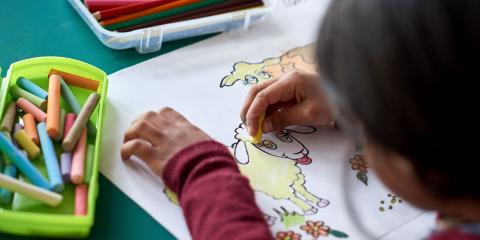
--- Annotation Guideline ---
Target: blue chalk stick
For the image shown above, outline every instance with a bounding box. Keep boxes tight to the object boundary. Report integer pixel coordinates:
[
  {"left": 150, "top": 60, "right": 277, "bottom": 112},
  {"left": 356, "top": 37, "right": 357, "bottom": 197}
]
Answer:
[
  {"left": 0, "top": 133, "right": 50, "bottom": 190},
  {"left": 17, "top": 77, "right": 48, "bottom": 100},
  {"left": 60, "top": 78, "right": 97, "bottom": 136},
  {"left": 0, "top": 164, "right": 17, "bottom": 205},
  {"left": 37, "top": 123, "right": 64, "bottom": 193}
]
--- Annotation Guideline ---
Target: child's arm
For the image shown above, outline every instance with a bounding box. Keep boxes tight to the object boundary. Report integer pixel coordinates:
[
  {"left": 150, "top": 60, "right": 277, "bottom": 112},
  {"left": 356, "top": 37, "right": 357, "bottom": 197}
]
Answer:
[
  {"left": 163, "top": 140, "right": 271, "bottom": 240},
  {"left": 121, "top": 108, "right": 272, "bottom": 240}
]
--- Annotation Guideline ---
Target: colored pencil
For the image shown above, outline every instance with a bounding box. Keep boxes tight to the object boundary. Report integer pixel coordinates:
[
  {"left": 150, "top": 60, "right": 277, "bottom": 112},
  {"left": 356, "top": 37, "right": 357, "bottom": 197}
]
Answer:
[
  {"left": 101, "top": 0, "right": 199, "bottom": 27},
  {"left": 118, "top": 0, "right": 263, "bottom": 32},
  {"left": 93, "top": 0, "right": 178, "bottom": 20},
  {"left": 86, "top": 0, "right": 155, "bottom": 12}
]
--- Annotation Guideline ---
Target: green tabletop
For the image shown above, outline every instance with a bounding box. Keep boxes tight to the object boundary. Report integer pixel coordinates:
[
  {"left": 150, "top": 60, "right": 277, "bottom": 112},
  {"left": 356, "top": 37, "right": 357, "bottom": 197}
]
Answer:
[{"left": 0, "top": 1, "right": 211, "bottom": 239}]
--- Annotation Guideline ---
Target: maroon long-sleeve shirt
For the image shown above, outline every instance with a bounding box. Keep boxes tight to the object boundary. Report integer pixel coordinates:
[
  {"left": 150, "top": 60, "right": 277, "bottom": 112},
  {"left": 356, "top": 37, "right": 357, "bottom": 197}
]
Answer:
[{"left": 162, "top": 141, "right": 480, "bottom": 240}]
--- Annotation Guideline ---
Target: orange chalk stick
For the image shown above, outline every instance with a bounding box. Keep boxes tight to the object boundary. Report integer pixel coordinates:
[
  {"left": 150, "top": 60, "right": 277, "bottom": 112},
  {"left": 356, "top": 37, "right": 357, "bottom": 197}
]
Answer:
[
  {"left": 17, "top": 98, "right": 47, "bottom": 122},
  {"left": 74, "top": 184, "right": 88, "bottom": 216},
  {"left": 23, "top": 114, "right": 40, "bottom": 145},
  {"left": 47, "top": 74, "right": 61, "bottom": 138},
  {"left": 71, "top": 129, "right": 87, "bottom": 184},
  {"left": 48, "top": 69, "right": 99, "bottom": 92}
]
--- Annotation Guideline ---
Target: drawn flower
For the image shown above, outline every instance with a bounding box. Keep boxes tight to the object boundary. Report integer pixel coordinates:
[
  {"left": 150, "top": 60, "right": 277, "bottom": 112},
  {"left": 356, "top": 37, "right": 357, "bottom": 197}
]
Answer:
[
  {"left": 300, "top": 220, "right": 330, "bottom": 238},
  {"left": 275, "top": 230, "right": 302, "bottom": 240},
  {"left": 350, "top": 153, "right": 369, "bottom": 173}
]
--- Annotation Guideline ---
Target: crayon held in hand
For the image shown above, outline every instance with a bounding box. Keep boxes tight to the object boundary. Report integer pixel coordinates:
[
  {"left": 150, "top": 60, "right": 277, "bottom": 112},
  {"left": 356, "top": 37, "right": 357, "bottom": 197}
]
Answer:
[
  {"left": 0, "top": 102, "right": 17, "bottom": 132},
  {"left": 60, "top": 78, "right": 96, "bottom": 136},
  {"left": 71, "top": 129, "right": 87, "bottom": 184},
  {"left": 16, "top": 77, "right": 48, "bottom": 100},
  {"left": 11, "top": 85, "right": 47, "bottom": 111},
  {"left": 37, "top": 122, "right": 64, "bottom": 193},
  {"left": 0, "top": 173, "right": 63, "bottom": 207},
  {"left": 17, "top": 98, "right": 47, "bottom": 122},
  {"left": 250, "top": 113, "right": 265, "bottom": 144},
  {"left": 47, "top": 74, "right": 61, "bottom": 138},
  {"left": 74, "top": 184, "right": 88, "bottom": 215},
  {"left": 0, "top": 133, "right": 50, "bottom": 190},
  {"left": 23, "top": 113, "right": 40, "bottom": 145},
  {"left": 14, "top": 130, "right": 41, "bottom": 159},
  {"left": 63, "top": 93, "right": 100, "bottom": 152}
]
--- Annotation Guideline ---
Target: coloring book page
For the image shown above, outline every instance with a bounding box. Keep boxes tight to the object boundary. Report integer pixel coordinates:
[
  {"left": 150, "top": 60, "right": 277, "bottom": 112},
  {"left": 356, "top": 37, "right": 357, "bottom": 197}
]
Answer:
[{"left": 101, "top": 1, "right": 435, "bottom": 239}]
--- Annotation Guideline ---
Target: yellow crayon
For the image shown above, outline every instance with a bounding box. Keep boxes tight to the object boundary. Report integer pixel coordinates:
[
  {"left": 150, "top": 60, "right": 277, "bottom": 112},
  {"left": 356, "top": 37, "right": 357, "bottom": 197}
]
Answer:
[
  {"left": 250, "top": 113, "right": 265, "bottom": 144},
  {"left": 14, "top": 130, "right": 41, "bottom": 159}
]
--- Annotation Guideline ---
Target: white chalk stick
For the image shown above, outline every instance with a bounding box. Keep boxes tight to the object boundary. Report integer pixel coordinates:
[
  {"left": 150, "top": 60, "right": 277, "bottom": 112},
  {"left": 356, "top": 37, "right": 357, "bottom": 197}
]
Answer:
[{"left": 0, "top": 173, "right": 63, "bottom": 207}]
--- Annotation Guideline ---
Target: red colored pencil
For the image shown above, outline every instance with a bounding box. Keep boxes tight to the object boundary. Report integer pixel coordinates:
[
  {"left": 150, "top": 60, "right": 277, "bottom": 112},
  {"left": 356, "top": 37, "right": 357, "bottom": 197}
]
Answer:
[
  {"left": 93, "top": 0, "right": 179, "bottom": 21},
  {"left": 85, "top": 0, "right": 155, "bottom": 12}
]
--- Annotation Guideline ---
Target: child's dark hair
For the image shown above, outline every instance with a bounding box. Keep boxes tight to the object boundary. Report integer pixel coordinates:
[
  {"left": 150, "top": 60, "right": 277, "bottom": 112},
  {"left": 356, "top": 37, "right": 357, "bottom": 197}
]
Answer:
[{"left": 316, "top": 0, "right": 480, "bottom": 198}]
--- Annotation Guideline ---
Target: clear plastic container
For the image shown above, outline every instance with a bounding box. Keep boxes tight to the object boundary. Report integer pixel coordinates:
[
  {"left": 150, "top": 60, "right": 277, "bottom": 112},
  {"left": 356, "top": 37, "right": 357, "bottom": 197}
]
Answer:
[{"left": 69, "top": 0, "right": 276, "bottom": 53}]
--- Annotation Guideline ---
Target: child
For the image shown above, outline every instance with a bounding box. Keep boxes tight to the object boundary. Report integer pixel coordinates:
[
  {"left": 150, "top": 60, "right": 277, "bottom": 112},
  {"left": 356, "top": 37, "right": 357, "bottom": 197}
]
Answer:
[{"left": 121, "top": 0, "right": 480, "bottom": 239}]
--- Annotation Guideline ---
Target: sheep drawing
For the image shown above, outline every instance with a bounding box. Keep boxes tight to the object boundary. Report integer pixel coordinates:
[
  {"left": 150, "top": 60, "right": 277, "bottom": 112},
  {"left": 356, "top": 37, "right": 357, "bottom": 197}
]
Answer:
[{"left": 231, "top": 123, "right": 330, "bottom": 222}]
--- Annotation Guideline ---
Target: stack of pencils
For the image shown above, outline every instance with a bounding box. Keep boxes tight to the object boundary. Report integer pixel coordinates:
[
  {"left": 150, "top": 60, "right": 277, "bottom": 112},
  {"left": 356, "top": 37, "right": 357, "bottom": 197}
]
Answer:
[{"left": 86, "top": 0, "right": 265, "bottom": 32}]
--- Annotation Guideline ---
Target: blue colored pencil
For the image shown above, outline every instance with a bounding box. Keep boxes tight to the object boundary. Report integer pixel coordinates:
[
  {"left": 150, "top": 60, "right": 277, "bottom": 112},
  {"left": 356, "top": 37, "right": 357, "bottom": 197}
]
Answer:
[
  {"left": 37, "top": 123, "right": 64, "bottom": 193},
  {"left": 17, "top": 77, "right": 48, "bottom": 100}
]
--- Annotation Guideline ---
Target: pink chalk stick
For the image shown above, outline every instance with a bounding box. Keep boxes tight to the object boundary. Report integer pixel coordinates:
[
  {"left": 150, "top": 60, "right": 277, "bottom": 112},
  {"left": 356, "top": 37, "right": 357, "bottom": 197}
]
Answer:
[
  {"left": 70, "top": 129, "right": 87, "bottom": 184},
  {"left": 16, "top": 98, "right": 47, "bottom": 122},
  {"left": 64, "top": 113, "right": 76, "bottom": 138},
  {"left": 74, "top": 184, "right": 88, "bottom": 216}
]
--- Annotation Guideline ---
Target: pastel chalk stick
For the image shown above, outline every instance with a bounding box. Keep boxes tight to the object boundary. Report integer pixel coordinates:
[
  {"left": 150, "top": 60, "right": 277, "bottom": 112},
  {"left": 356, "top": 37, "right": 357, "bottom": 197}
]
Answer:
[
  {"left": 55, "top": 109, "right": 66, "bottom": 141},
  {"left": 0, "top": 133, "right": 50, "bottom": 190},
  {"left": 0, "top": 173, "right": 63, "bottom": 207},
  {"left": 250, "top": 112, "right": 265, "bottom": 144},
  {"left": 64, "top": 113, "right": 76, "bottom": 138},
  {"left": 47, "top": 74, "right": 61, "bottom": 138},
  {"left": 0, "top": 164, "right": 17, "bottom": 205},
  {"left": 17, "top": 98, "right": 47, "bottom": 122},
  {"left": 14, "top": 130, "right": 41, "bottom": 159},
  {"left": 60, "top": 152, "right": 72, "bottom": 183},
  {"left": 11, "top": 85, "right": 47, "bottom": 111},
  {"left": 23, "top": 113, "right": 40, "bottom": 145},
  {"left": 63, "top": 93, "right": 100, "bottom": 152},
  {"left": 84, "top": 144, "right": 95, "bottom": 184},
  {"left": 16, "top": 77, "right": 48, "bottom": 100},
  {"left": 0, "top": 102, "right": 17, "bottom": 132},
  {"left": 59, "top": 78, "right": 97, "bottom": 136},
  {"left": 37, "top": 123, "right": 64, "bottom": 193},
  {"left": 12, "top": 123, "right": 24, "bottom": 147},
  {"left": 71, "top": 129, "right": 87, "bottom": 184},
  {"left": 74, "top": 184, "right": 88, "bottom": 215},
  {"left": 49, "top": 69, "right": 99, "bottom": 91}
]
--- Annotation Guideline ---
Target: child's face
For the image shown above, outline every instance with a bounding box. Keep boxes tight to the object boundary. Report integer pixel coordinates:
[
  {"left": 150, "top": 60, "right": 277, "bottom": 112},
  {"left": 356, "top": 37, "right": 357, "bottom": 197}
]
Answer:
[{"left": 363, "top": 142, "right": 442, "bottom": 211}]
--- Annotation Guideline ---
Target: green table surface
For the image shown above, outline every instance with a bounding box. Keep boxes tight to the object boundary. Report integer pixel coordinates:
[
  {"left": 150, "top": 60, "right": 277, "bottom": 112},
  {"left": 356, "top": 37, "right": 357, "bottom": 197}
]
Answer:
[{"left": 0, "top": 1, "right": 212, "bottom": 239}]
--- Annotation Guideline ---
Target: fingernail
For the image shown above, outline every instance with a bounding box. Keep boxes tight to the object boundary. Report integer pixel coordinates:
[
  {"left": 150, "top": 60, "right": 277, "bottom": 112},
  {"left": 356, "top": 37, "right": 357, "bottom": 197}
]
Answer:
[
  {"left": 247, "top": 125, "right": 254, "bottom": 136},
  {"left": 263, "top": 120, "right": 273, "bottom": 133}
]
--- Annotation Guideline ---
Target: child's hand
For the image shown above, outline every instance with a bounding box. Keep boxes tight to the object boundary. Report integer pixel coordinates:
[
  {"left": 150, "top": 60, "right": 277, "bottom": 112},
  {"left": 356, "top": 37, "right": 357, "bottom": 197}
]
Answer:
[
  {"left": 121, "top": 107, "right": 212, "bottom": 176},
  {"left": 241, "top": 71, "right": 334, "bottom": 136}
]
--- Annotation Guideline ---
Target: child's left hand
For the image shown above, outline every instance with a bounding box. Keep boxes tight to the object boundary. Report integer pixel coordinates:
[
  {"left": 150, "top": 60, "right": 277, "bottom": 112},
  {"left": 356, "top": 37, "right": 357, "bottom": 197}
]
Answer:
[{"left": 121, "top": 107, "right": 212, "bottom": 176}]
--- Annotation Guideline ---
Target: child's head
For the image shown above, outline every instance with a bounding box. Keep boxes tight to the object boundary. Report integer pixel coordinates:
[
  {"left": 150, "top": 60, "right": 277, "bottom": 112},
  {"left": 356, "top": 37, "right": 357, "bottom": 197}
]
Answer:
[{"left": 316, "top": 0, "right": 480, "bottom": 217}]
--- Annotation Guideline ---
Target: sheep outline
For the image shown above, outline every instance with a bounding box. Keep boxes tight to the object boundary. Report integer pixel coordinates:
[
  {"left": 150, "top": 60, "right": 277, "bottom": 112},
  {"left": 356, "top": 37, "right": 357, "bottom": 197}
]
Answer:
[{"left": 231, "top": 123, "right": 329, "bottom": 223}]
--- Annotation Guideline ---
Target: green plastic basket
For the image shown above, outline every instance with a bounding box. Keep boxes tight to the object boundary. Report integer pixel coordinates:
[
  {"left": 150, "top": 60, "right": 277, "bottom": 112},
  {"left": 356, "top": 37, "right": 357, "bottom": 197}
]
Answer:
[{"left": 0, "top": 57, "right": 108, "bottom": 238}]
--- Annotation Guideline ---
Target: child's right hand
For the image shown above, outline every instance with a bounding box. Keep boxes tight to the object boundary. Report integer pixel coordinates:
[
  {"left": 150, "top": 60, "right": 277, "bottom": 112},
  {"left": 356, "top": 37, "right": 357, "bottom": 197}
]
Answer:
[{"left": 240, "top": 71, "right": 334, "bottom": 136}]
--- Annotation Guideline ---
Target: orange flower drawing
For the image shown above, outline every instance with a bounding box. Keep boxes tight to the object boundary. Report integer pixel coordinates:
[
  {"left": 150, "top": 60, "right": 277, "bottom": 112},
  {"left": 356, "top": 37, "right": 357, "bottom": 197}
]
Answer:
[
  {"left": 275, "top": 231, "right": 302, "bottom": 240},
  {"left": 300, "top": 220, "right": 330, "bottom": 238},
  {"left": 350, "top": 153, "right": 369, "bottom": 173}
]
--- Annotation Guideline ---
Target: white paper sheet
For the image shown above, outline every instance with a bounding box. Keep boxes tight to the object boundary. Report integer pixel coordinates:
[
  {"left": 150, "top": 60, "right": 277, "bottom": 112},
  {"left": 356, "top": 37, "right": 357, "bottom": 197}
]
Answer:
[{"left": 101, "top": 1, "right": 435, "bottom": 239}]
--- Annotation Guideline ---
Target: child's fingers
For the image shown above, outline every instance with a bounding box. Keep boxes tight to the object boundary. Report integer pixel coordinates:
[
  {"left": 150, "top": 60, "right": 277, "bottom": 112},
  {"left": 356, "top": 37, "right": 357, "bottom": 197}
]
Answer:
[
  {"left": 240, "top": 79, "right": 277, "bottom": 123},
  {"left": 246, "top": 79, "right": 294, "bottom": 136},
  {"left": 121, "top": 139, "right": 156, "bottom": 162},
  {"left": 123, "top": 120, "right": 165, "bottom": 146}
]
